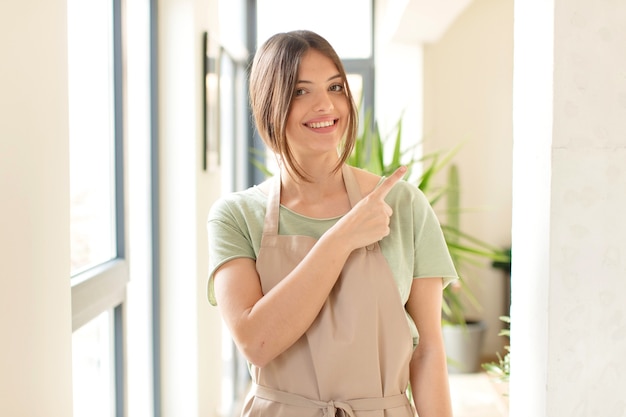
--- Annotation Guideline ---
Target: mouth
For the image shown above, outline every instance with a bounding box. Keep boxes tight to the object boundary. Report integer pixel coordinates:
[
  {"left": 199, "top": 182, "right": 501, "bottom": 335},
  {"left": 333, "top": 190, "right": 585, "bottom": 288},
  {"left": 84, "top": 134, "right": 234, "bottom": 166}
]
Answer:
[{"left": 305, "top": 119, "right": 337, "bottom": 129}]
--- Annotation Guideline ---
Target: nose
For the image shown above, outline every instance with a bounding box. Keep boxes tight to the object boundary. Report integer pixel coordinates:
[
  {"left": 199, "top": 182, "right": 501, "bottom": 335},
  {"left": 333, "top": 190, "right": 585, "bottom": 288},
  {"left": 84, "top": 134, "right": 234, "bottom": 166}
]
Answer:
[{"left": 313, "top": 90, "right": 335, "bottom": 112}]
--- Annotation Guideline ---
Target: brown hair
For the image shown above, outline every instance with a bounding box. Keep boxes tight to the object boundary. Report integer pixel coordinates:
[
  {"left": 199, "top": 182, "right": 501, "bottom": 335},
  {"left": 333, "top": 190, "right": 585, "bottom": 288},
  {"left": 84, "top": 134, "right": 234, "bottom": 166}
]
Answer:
[{"left": 249, "top": 30, "right": 358, "bottom": 182}]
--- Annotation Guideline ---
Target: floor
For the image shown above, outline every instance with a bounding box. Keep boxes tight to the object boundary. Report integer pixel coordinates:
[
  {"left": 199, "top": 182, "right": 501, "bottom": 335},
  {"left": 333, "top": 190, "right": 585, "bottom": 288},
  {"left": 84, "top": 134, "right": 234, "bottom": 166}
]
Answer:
[{"left": 449, "top": 372, "right": 509, "bottom": 417}]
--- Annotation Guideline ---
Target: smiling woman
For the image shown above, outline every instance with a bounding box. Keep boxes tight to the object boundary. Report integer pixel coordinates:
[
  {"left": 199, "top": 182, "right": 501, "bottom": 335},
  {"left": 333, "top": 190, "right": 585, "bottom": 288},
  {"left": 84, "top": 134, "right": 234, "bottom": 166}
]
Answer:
[
  {"left": 248, "top": 34, "right": 358, "bottom": 183},
  {"left": 285, "top": 50, "right": 351, "bottom": 166},
  {"left": 207, "top": 30, "right": 458, "bottom": 417}
]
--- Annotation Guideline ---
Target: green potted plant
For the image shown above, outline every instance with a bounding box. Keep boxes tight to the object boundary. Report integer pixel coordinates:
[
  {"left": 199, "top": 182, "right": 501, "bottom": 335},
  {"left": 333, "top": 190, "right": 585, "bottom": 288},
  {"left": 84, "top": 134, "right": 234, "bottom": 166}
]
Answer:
[
  {"left": 438, "top": 163, "right": 488, "bottom": 373},
  {"left": 482, "top": 315, "right": 510, "bottom": 383},
  {"left": 482, "top": 315, "right": 510, "bottom": 406}
]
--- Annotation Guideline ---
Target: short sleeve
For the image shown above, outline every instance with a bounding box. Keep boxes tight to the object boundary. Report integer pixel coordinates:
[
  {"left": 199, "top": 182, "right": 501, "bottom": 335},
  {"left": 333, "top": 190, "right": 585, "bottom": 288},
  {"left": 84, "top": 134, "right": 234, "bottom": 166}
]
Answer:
[
  {"left": 206, "top": 196, "right": 258, "bottom": 306},
  {"left": 410, "top": 186, "right": 458, "bottom": 288},
  {"left": 382, "top": 182, "right": 458, "bottom": 305}
]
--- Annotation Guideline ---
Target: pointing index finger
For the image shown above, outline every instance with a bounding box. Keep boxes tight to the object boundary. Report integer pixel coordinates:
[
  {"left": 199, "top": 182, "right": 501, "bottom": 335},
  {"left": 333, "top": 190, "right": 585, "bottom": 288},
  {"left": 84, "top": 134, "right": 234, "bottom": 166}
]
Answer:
[{"left": 372, "top": 166, "right": 407, "bottom": 199}]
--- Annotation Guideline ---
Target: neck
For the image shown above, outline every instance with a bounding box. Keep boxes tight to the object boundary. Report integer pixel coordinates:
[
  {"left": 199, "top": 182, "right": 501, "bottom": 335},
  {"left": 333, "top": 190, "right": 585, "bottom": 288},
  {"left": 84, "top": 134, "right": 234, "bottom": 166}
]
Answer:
[
  {"left": 280, "top": 164, "right": 351, "bottom": 218},
  {"left": 282, "top": 163, "right": 341, "bottom": 188}
]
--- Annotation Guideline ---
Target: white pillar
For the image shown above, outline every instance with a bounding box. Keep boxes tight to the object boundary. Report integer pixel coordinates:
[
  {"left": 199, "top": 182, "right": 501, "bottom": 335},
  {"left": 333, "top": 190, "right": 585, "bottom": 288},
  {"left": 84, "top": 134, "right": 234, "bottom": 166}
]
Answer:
[
  {"left": 0, "top": 1, "right": 73, "bottom": 416},
  {"left": 157, "top": 0, "right": 223, "bottom": 415},
  {"left": 511, "top": 0, "right": 626, "bottom": 415}
]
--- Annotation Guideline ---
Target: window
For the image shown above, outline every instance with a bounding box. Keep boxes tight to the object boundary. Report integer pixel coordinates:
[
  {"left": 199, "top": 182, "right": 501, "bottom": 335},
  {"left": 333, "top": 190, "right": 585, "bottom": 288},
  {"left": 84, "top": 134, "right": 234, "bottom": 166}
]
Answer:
[
  {"left": 68, "top": 0, "right": 128, "bottom": 415},
  {"left": 217, "top": 46, "right": 251, "bottom": 417},
  {"left": 68, "top": 0, "right": 117, "bottom": 276},
  {"left": 72, "top": 309, "right": 118, "bottom": 417}
]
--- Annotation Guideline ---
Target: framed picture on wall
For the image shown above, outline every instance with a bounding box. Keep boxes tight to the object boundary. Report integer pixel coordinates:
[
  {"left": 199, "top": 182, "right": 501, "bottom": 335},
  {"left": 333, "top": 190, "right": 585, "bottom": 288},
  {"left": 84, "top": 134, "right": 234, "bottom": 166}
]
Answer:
[{"left": 203, "top": 30, "right": 220, "bottom": 171}]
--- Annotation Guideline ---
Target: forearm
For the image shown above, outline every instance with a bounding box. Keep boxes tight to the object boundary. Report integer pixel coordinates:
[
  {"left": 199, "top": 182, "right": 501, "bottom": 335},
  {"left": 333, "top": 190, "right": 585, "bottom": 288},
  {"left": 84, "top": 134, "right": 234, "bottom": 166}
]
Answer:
[
  {"left": 410, "top": 343, "right": 453, "bottom": 417},
  {"left": 232, "top": 228, "right": 354, "bottom": 367}
]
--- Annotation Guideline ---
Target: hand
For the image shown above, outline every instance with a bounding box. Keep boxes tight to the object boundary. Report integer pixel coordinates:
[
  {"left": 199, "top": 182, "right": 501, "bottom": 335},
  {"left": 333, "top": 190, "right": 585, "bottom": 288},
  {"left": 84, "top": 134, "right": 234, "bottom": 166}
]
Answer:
[{"left": 332, "top": 166, "right": 407, "bottom": 250}]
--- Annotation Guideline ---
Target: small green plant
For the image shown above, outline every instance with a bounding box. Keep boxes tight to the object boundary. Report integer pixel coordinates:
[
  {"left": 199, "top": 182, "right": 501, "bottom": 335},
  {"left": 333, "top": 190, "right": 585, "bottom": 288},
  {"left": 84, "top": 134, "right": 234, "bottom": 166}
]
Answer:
[{"left": 482, "top": 315, "right": 511, "bottom": 383}]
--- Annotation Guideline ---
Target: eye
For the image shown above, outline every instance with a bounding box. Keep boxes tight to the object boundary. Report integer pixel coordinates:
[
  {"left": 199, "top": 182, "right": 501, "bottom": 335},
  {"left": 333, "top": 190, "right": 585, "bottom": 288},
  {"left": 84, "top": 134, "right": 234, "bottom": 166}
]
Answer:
[
  {"left": 294, "top": 88, "right": 307, "bottom": 97},
  {"left": 329, "top": 84, "right": 344, "bottom": 93}
]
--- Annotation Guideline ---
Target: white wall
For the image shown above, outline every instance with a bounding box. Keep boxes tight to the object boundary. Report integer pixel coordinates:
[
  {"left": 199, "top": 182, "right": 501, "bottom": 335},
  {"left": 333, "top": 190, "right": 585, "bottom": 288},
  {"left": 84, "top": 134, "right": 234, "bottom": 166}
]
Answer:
[
  {"left": 0, "top": 1, "right": 74, "bottom": 416},
  {"left": 511, "top": 0, "right": 626, "bottom": 415},
  {"left": 157, "top": 0, "right": 223, "bottom": 415},
  {"left": 422, "top": 0, "right": 514, "bottom": 356},
  {"left": 375, "top": 0, "right": 424, "bottom": 162}
]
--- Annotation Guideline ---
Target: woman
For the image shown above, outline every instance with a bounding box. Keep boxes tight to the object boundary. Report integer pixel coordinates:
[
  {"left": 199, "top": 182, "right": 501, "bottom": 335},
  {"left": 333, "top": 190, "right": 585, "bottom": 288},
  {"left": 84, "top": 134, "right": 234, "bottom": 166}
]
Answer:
[{"left": 208, "top": 30, "right": 457, "bottom": 417}]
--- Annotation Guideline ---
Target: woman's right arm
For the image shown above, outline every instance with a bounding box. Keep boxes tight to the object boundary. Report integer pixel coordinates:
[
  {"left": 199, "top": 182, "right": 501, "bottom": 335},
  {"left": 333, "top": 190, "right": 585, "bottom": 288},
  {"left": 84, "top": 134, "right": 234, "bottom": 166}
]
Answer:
[
  {"left": 213, "top": 232, "right": 352, "bottom": 368},
  {"left": 213, "top": 167, "right": 406, "bottom": 368}
]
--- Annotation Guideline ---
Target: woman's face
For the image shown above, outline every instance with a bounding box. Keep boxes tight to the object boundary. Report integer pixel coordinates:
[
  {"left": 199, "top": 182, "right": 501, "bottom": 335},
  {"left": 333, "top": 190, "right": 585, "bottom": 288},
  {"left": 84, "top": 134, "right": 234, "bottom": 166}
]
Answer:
[{"left": 284, "top": 49, "right": 350, "bottom": 161}]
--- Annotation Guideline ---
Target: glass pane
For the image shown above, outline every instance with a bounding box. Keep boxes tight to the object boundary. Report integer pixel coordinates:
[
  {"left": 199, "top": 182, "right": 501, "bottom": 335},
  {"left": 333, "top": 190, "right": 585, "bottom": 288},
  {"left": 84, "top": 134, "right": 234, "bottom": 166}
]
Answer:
[
  {"left": 72, "top": 310, "right": 115, "bottom": 417},
  {"left": 257, "top": 0, "right": 372, "bottom": 59},
  {"left": 347, "top": 74, "right": 364, "bottom": 107},
  {"left": 68, "top": 0, "right": 116, "bottom": 275}
]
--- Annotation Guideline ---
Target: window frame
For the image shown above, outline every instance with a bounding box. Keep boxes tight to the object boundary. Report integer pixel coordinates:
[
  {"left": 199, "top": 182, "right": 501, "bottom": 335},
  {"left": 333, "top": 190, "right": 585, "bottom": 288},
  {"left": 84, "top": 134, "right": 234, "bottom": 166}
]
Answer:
[
  {"left": 344, "top": 58, "right": 376, "bottom": 128},
  {"left": 70, "top": 0, "right": 128, "bottom": 415}
]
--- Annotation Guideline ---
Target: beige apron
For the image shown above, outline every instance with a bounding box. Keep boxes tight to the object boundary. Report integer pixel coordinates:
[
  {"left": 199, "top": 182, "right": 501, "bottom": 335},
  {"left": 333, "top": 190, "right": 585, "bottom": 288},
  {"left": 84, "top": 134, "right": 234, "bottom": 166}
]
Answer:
[{"left": 244, "top": 165, "right": 415, "bottom": 417}]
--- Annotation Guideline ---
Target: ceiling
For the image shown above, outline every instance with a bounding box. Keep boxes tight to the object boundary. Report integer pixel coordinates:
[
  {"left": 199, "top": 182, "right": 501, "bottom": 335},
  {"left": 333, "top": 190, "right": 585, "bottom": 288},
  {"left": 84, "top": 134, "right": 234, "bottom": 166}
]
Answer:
[{"left": 388, "top": 0, "right": 474, "bottom": 44}]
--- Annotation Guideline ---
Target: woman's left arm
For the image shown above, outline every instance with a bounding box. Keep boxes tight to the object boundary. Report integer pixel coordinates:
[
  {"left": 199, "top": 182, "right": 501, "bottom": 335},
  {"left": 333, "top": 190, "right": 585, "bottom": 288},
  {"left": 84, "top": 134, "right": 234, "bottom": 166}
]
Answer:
[{"left": 406, "top": 277, "right": 454, "bottom": 417}]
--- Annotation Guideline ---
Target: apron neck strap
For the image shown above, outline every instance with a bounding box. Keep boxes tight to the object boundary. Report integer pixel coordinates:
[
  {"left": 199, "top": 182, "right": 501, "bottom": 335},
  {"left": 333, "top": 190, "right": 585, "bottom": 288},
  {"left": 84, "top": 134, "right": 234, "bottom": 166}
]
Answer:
[
  {"left": 262, "top": 170, "right": 282, "bottom": 236},
  {"left": 341, "top": 164, "right": 363, "bottom": 208},
  {"left": 262, "top": 164, "right": 364, "bottom": 236}
]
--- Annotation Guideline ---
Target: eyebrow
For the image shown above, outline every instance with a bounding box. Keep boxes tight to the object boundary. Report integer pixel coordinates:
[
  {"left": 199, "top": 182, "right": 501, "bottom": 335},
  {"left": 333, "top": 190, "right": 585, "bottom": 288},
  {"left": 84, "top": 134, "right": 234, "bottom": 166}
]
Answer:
[{"left": 296, "top": 74, "right": 342, "bottom": 84}]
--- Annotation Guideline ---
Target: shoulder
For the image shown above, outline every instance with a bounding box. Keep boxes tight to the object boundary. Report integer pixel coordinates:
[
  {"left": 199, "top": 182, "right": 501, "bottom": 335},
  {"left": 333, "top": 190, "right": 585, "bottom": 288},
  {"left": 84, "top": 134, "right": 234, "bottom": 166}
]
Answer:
[
  {"left": 387, "top": 180, "right": 429, "bottom": 205},
  {"left": 208, "top": 185, "right": 267, "bottom": 223},
  {"left": 388, "top": 182, "right": 433, "bottom": 229}
]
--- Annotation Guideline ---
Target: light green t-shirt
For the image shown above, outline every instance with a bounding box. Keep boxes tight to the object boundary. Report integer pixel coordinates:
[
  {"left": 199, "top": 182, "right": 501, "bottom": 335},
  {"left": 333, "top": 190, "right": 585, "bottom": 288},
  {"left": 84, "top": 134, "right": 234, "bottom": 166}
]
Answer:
[{"left": 207, "top": 179, "right": 458, "bottom": 309}]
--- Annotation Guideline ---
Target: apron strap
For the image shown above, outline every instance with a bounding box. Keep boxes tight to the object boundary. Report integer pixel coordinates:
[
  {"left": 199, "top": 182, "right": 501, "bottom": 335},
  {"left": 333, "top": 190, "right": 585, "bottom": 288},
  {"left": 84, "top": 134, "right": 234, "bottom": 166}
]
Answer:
[
  {"left": 341, "top": 164, "right": 363, "bottom": 208},
  {"left": 251, "top": 384, "right": 409, "bottom": 417},
  {"left": 262, "top": 172, "right": 282, "bottom": 236}
]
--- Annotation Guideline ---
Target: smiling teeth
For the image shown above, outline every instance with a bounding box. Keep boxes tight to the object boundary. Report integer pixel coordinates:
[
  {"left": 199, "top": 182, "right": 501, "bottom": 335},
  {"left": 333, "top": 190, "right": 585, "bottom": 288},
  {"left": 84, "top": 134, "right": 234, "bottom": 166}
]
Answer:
[{"left": 308, "top": 120, "right": 334, "bottom": 129}]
